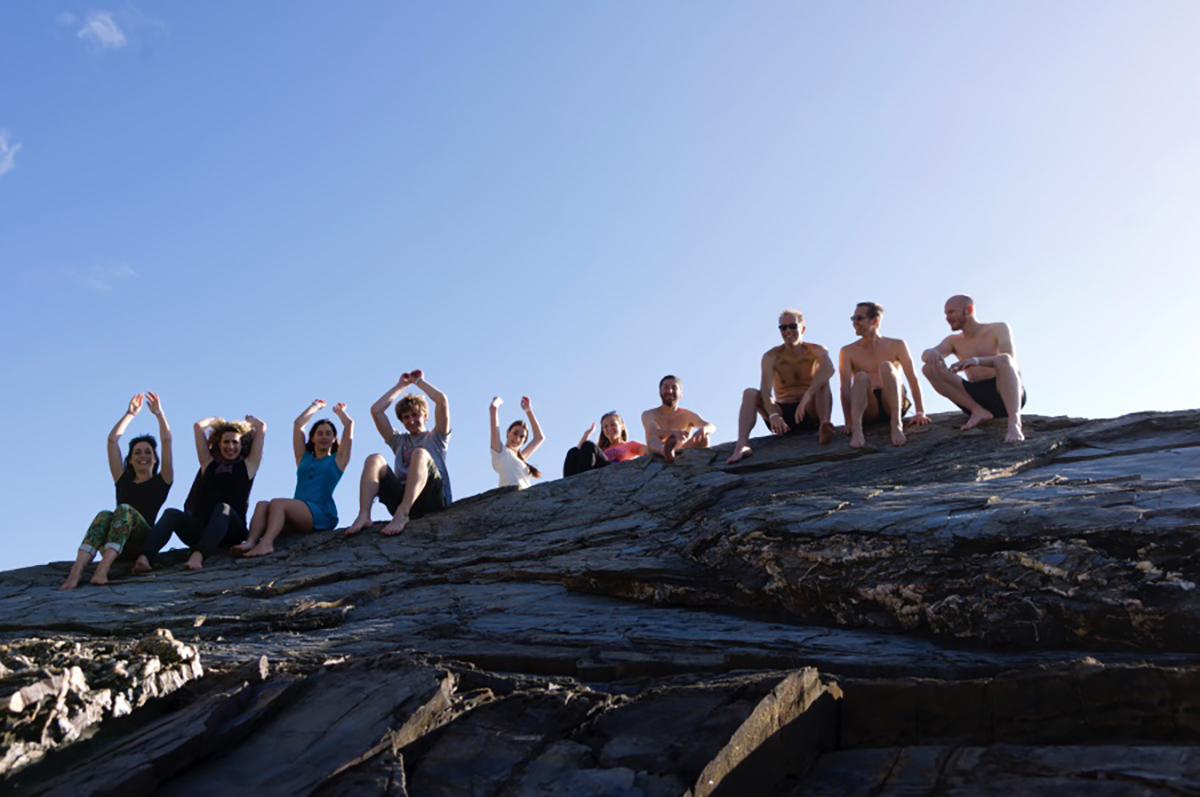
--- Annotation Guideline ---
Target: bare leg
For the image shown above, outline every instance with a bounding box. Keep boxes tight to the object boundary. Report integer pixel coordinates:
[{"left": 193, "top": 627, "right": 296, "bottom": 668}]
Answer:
[
  {"left": 235, "top": 501, "right": 271, "bottom": 554},
  {"left": 726, "top": 388, "right": 760, "bottom": 464},
  {"left": 813, "top": 383, "right": 836, "bottom": 444},
  {"left": 90, "top": 548, "right": 120, "bottom": 586},
  {"left": 132, "top": 554, "right": 153, "bottom": 575},
  {"left": 61, "top": 549, "right": 94, "bottom": 590},
  {"left": 849, "top": 372, "right": 871, "bottom": 449},
  {"left": 879, "top": 362, "right": 907, "bottom": 447},
  {"left": 992, "top": 354, "right": 1025, "bottom": 443},
  {"left": 382, "top": 449, "right": 432, "bottom": 536},
  {"left": 186, "top": 551, "right": 204, "bottom": 571},
  {"left": 922, "top": 360, "right": 992, "bottom": 430},
  {"left": 245, "top": 499, "right": 313, "bottom": 558},
  {"left": 662, "top": 434, "right": 678, "bottom": 464},
  {"left": 346, "top": 454, "right": 387, "bottom": 535}
]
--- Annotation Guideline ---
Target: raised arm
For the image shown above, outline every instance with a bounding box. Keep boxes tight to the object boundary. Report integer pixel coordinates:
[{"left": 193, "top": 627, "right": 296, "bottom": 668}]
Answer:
[
  {"left": 145, "top": 391, "right": 174, "bottom": 484},
  {"left": 293, "top": 399, "right": 325, "bottom": 466},
  {"left": 489, "top": 396, "right": 503, "bottom": 453},
  {"left": 333, "top": 403, "right": 354, "bottom": 471},
  {"left": 107, "top": 394, "right": 143, "bottom": 482},
  {"left": 520, "top": 396, "right": 545, "bottom": 458},
  {"left": 244, "top": 415, "right": 267, "bottom": 480},
  {"left": 578, "top": 423, "right": 596, "bottom": 448},
  {"left": 370, "top": 375, "right": 413, "bottom": 443},
  {"left": 194, "top": 417, "right": 218, "bottom": 470},
  {"left": 414, "top": 372, "right": 450, "bottom": 436},
  {"left": 897, "top": 344, "right": 929, "bottom": 424}
]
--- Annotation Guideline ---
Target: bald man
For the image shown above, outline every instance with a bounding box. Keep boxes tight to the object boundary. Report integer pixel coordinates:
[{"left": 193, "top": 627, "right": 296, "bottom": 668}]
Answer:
[{"left": 921, "top": 294, "right": 1026, "bottom": 443}]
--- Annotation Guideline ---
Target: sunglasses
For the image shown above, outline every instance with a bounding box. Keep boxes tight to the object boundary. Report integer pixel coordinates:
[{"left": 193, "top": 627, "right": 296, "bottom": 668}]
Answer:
[
  {"left": 850, "top": 315, "right": 868, "bottom": 322},
  {"left": 778, "top": 323, "right": 799, "bottom": 331}
]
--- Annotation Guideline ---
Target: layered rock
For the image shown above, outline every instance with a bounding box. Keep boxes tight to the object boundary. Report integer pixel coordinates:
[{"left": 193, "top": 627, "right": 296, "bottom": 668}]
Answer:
[{"left": 1, "top": 410, "right": 1198, "bottom": 794}]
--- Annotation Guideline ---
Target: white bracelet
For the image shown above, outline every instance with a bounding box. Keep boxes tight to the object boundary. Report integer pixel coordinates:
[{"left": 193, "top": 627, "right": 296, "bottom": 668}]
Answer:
[{"left": 769, "top": 412, "right": 782, "bottom": 419}]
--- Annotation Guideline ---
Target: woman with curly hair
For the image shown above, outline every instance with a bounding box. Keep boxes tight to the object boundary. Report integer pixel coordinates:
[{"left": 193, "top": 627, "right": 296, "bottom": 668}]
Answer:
[
  {"left": 134, "top": 413, "right": 266, "bottom": 573},
  {"left": 489, "top": 395, "right": 545, "bottom": 490},
  {"left": 60, "top": 392, "right": 174, "bottom": 589},
  {"left": 235, "top": 399, "right": 354, "bottom": 558},
  {"left": 563, "top": 411, "right": 647, "bottom": 476}
]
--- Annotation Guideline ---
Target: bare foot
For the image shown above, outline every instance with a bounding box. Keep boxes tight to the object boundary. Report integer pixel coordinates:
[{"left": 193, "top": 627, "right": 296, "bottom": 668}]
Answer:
[
  {"left": 381, "top": 513, "right": 409, "bottom": 536},
  {"left": 663, "top": 435, "right": 678, "bottom": 464},
  {"left": 890, "top": 426, "right": 908, "bottom": 447},
  {"left": 726, "top": 444, "right": 752, "bottom": 465},
  {"left": 1004, "top": 424, "right": 1025, "bottom": 444},
  {"left": 960, "top": 408, "right": 994, "bottom": 431},
  {"left": 819, "top": 422, "right": 836, "bottom": 446},
  {"left": 131, "top": 556, "right": 153, "bottom": 575},
  {"left": 345, "top": 515, "right": 372, "bottom": 536},
  {"left": 231, "top": 540, "right": 254, "bottom": 555},
  {"left": 90, "top": 572, "right": 109, "bottom": 586},
  {"left": 849, "top": 429, "right": 866, "bottom": 449},
  {"left": 243, "top": 542, "right": 274, "bottom": 558},
  {"left": 60, "top": 575, "right": 82, "bottom": 590},
  {"left": 186, "top": 552, "right": 204, "bottom": 571}
]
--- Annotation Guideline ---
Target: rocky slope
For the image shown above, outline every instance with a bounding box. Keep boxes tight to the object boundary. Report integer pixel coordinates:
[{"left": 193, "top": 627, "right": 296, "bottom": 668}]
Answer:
[{"left": 3, "top": 410, "right": 1199, "bottom": 795}]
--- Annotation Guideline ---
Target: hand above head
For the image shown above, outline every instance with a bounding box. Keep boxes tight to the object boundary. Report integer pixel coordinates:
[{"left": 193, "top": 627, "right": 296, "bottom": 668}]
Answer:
[
  {"left": 490, "top": 396, "right": 503, "bottom": 409},
  {"left": 410, "top": 369, "right": 424, "bottom": 383},
  {"left": 520, "top": 396, "right": 532, "bottom": 412},
  {"left": 127, "top": 394, "right": 145, "bottom": 416},
  {"left": 333, "top": 402, "right": 350, "bottom": 420},
  {"left": 311, "top": 398, "right": 327, "bottom": 409},
  {"left": 246, "top": 414, "right": 267, "bottom": 431},
  {"left": 145, "top": 391, "right": 163, "bottom": 416},
  {"left": 584, "top": 422, "right": 596, "bottom": 438}
]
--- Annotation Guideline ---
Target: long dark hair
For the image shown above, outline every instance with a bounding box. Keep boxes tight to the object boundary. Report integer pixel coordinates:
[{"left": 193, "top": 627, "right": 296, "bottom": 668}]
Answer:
[
  {"left": 124, "top": 435, "right": 160, "bottom": 475},
  {"left": 305, "top": 419, "right": 340, "bottom": 454},
  {"left": 597, "top": 412, "right": 628, "bottom": 450},
  {"left": 506, "top": 420, "right": 542, "bottom": 479}
]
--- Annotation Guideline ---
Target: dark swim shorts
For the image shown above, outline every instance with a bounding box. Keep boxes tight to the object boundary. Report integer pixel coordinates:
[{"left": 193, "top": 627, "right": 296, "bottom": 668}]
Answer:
[
  {"left": 958, "top": 377, "right": 1027, "bottom": 419},
  {"left": 866, "top": 388, "right": 912, "bottom": 425},
  {"left": 378, "top": 460, "right": 447, "bottom": 520},
  {"left": 772, "top": 402, "right": 821, "bottom": 434}
]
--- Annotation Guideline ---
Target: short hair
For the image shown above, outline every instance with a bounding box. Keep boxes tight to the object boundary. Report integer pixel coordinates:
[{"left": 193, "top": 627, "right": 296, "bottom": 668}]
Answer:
[
  {"left": 207, "top": 419, "right": 253, "bottom": 458},
  {"left": 124, "top": 435, "right": 160, "bottom": 475},
  {"left": 857, "top": 302, "right": 883, "bottom": 320},
  {"left": 305, "top": 419, "right": 340, "bottom": 454},
  {"left": 779, "top": 308, "right": 804, "bottom": 324},
  {"left": 948, "top": 294, "right": 975, "bottom": 313},
  {"left": 659, "top": 374, "right": 680, "bottom": 390},
  {"left": 395, "top": 394, "right": 429, "bottom": 420}
]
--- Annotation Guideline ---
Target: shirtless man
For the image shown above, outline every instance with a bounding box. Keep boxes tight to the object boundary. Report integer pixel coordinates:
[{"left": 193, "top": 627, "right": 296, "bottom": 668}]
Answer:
[
  {"left": 839, "top": 302, "right": 929, "bottom": 449},
  {"left": 921, "top": 294, "right": 1026, "bottom": 443},
  {"left": 642, "top": 375, "right": 716, "bottom": 464},
  {"left": 345, "top": 369, "right": 452, "bottom": 536},
  {"left": 727, "top": 309, "right": 836, "bottom": 465}
]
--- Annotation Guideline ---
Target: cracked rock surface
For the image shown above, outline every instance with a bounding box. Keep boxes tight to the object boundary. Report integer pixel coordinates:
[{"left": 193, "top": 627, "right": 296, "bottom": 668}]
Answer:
[{"left": 2, "top": 410, "right": 1200, "bottom": 795}]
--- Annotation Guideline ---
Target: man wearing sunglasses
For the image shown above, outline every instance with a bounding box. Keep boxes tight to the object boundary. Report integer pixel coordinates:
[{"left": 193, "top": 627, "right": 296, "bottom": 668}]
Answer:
[
  {"left": 726, "top": 309, "right": 836, "bottom": 465},
  {"left": 839, "top": 302, "right": 930, "bottom": 449},
  {"left": 921, "top": 294, "right": 1025, "bottom": 444}
]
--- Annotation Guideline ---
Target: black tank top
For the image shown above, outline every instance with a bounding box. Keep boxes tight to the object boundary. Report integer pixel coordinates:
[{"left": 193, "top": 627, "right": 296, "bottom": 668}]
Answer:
[
  {"left": 115, "top": 469, "right": 171, "bottom": 525},
  {"left": 184, "top": 459, "right": 253, "bottom": 522}
]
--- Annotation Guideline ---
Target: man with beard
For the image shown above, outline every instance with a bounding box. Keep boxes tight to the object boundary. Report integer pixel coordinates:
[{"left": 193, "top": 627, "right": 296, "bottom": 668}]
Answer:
[
  {"left": 642, "top": 375, "right": 716, "bottom": 464},
  {"left": 921, "top": 294, "right": 1026, "bottom": 443}
]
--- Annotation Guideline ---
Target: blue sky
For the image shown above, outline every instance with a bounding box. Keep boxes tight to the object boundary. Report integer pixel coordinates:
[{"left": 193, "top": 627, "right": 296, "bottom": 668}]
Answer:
[{"left": 2, "top": 2, "right": 1198, "bottom": 571}]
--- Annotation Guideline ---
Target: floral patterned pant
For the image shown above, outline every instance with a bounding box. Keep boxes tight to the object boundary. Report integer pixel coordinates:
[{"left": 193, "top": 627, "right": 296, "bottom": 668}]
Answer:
[{"left": 80, "top": 504, "right": 150, "bottom": 558}]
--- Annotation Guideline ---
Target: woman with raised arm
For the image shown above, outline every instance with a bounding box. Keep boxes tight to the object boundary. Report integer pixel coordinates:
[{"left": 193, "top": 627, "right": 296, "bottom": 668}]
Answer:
[
  {"left": 235, "top": 399, "right": 353, "bottom": 558},
  {"left": 563, "top": 411, "right": 647, "bottom": 476},
  {"left": 134, "top": 414, "right": 266, "bottom": 573},
  {"left": 489, "top": 396, "right": 545, "bottom": 490},
  {"left": 61, "top": 393, "right": 174, "bottom": 589}
]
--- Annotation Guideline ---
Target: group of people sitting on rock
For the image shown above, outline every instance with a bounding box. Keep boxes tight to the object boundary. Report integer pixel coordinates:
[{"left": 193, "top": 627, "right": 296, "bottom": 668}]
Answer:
[{"left": 61, "top": 294, "right": 1024, "bottom": 589}]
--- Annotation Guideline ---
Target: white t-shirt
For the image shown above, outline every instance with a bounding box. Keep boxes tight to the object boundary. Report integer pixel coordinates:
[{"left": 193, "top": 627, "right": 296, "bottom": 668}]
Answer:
[{"left": 492, "top": 445, "right": 532, "bottom": 490}]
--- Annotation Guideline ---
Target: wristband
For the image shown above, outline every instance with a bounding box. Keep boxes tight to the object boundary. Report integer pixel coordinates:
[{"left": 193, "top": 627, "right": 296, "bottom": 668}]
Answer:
[{"left": 769, "top": 412, "right": 782, "bottom": 419}]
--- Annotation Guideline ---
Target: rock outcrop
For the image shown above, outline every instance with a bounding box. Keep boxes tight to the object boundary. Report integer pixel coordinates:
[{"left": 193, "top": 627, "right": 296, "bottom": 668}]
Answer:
[{"left": 2, "top": 410, "right": 1199, "bottom": 795}]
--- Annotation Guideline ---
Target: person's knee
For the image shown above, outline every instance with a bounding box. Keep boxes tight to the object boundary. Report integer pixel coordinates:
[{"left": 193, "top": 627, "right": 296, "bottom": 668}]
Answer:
[
  {"left": 993, "top": 353, "right": 1016, "bottom": 372},
  {"left": 853, "top": 371, "right": 871, "bottom": 387},
  {"left": 364, "top": 453, "right": 387, "bottom": 474},
  {"left": 879, "top": 362, "right": 900, "bottom": 379},
  {"left": 742, "top": 387, "right": 759, "bottom": 404},
  {"left": 410, "top": 447, "right": 431, "bottom": 464}
]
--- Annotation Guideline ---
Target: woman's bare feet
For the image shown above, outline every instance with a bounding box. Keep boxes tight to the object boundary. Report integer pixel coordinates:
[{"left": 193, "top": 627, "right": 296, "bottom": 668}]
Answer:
[
  {"left": 890, "top": 426, "right": 908, "bottom": 447},
  {"left": 131, "top": 556, "right": 153, "bottom": 575},
  {"left": 90, "top": 572, "right": 110, "bottom": 586},
  {"left": 186, "top": 551, "right": 204, "bottom": 571},
  {"left": 345, "top": 514, "right": 372, "bottom": 536},
  {"left": 849, "top": 428, "right": 866, "bottom": 449},
  {"left": 726, "top": 444, "right": 752, "bottom": 465},
  {"left": 60, "top": 573, "right": 83, "bottom": 590},
  {"left": 231, "top": 540, "right": 254, "bottom": 555},
  {"left": 243, "top": 542, "right": 275, "bottom": 558},
  {"left": 819, "top": 422, "right": 836, "bottom": 445}
]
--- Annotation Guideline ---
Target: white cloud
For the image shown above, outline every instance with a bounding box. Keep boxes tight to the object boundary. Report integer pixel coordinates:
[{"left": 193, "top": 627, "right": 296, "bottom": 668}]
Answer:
[
  {"left": 65, "top": 263, "right": 137, "bottom": 292},
  {"left": 78, "top": 11, "right": 127, "bottom": 50},
  {"left": 0, "top": 130, "right": 20, "bottom": 177}
]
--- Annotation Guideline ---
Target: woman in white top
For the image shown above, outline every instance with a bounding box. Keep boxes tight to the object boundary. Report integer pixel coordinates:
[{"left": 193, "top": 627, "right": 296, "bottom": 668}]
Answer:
[{"left": 489, "top": 396, "right": 545, "bottom": 489}]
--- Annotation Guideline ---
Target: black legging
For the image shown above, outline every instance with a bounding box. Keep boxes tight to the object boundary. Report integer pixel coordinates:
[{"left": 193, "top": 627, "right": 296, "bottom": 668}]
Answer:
[
  {"left": 563, "top": 441, "right": 609, "bottom": 477},
  {"left": 142, "top": 504, "right": 247, "bottom": 562}
]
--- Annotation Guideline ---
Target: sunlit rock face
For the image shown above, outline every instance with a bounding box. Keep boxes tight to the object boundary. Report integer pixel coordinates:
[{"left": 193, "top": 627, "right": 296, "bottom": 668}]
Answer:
[{"left": 3, "top": 410, "right": 1200, "bottom": 795}]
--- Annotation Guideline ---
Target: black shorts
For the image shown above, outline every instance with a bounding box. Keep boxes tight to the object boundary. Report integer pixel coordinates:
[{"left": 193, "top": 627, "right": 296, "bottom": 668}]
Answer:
[
  {"left": 958, "top": 377, "right": 1027, "bottom": 419},
  {"left": 772, "top": 402, "right": 821, "bottom": 434},
  {"left": 378, "top": 461, "right": 447, "bottom": 520},
  {"left": 866, "top": 388, "right": 912, "bottom": 426}
]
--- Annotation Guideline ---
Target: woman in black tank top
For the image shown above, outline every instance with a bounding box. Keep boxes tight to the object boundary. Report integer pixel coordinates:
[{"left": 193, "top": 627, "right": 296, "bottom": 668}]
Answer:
[
  {"left": 61, "top": 393, "right": 174, "bottom": 590},
  {"left": 134, "top": 414, "right": 267, "bottom": 574}
]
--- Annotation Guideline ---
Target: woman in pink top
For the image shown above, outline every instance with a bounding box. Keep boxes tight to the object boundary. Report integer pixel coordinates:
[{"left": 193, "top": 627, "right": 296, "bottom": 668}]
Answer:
[{"left": 563, "top": 412, "right": 648, "bottom": 477}]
